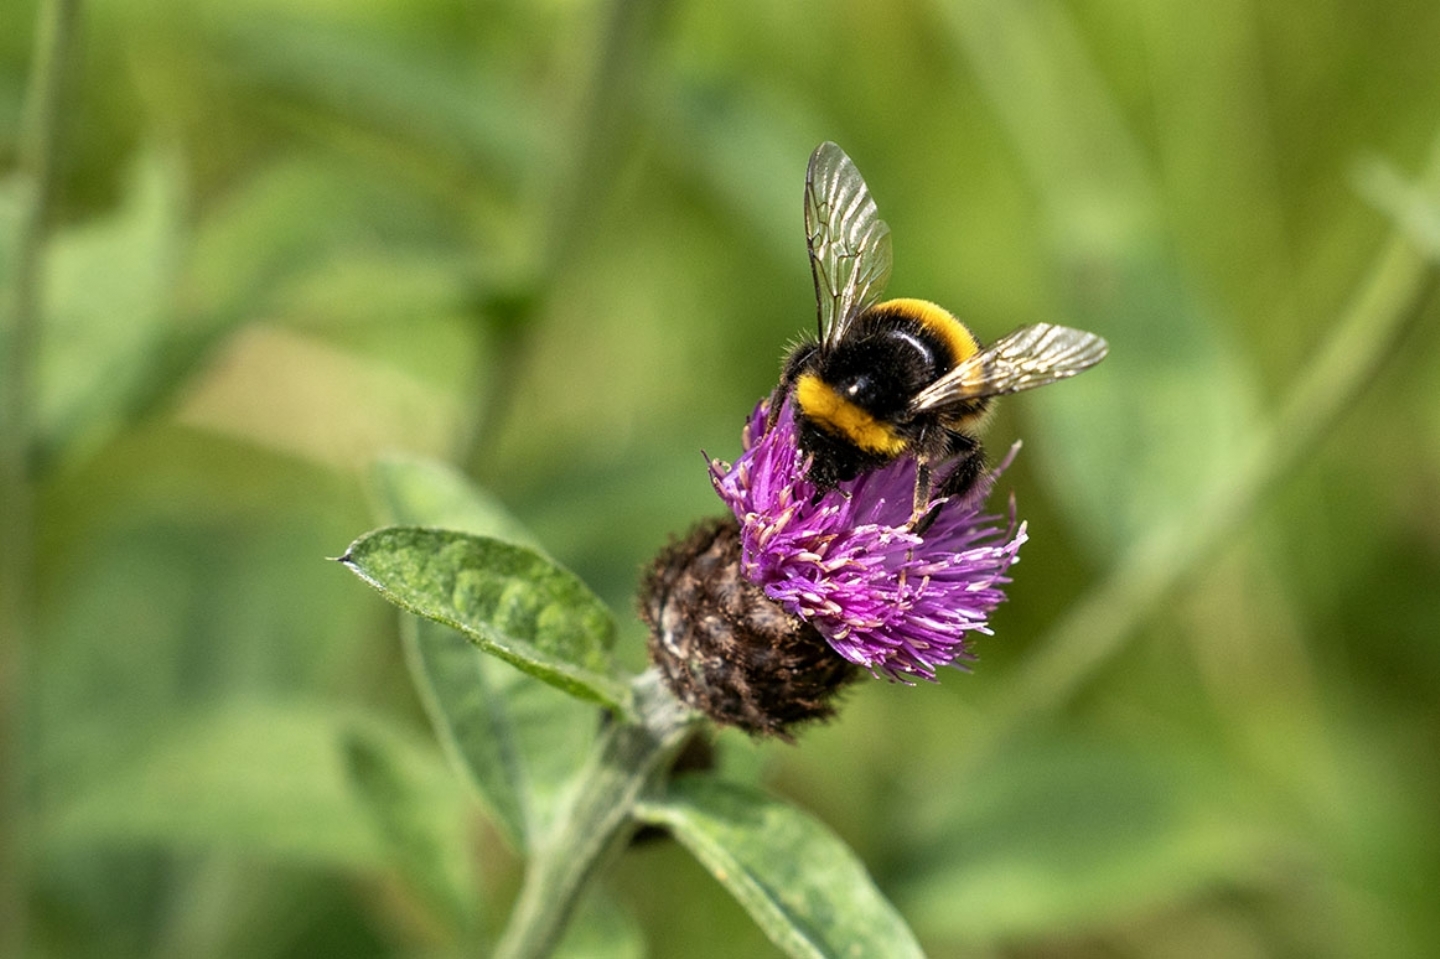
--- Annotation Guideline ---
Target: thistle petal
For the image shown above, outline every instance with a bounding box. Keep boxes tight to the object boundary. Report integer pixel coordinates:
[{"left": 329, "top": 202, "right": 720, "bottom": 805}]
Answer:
[{"left": 712, "top": 401, "right": 1026, "bottom": 681}]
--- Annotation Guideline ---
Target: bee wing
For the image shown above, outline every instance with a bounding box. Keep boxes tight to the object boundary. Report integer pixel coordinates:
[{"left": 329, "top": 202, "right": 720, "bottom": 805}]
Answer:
[
  {"left": 910, "top": 323, "right": 1109, "bottom": 412},
  {"left": 805, "top": 142, "right": 893, "bottom": 349}
]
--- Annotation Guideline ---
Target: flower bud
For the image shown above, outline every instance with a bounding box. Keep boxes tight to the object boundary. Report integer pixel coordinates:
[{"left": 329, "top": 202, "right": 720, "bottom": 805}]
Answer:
[{"left": 639, "top": 517, "right": 857, "bottom": 739}]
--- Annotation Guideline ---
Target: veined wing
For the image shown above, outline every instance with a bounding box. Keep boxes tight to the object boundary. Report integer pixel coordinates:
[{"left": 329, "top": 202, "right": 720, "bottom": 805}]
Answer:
[
  {"left": 805, "top": 142, "right": 893, "bottom": 348},
  {"left": 910, "top": 323, "right": 1108, "bottom": 412}
]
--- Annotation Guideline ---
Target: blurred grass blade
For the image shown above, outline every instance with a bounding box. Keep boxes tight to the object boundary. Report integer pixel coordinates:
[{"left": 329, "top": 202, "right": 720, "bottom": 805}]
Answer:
[
  {"left": 342, "top": 727, "right": 482, "bottom": 939},
  {"left": 648, "top": 79, "right": 821, "bottom": 262},
  {"left": 36, "top": 149, "right": 185, "bottom": 466},
  {"left": 0, "top": 179, "right": 22, "bottom": 273},
  {"left": 936, "top": 0, "right": 1260, "bottom": 555},
  {"left": 636, "top": 778, "right": 925, "bottom": 959},
  {"left": 1355, "top": 156, "right": 1440, "bottom": 258},
  {"left": 983, "top": 138, "right": 1440, "bottom": 738},
  {"left": 373, "top": 456, "right": 598, "bottom": 850},
  {"left": 339, "top": 526, "right": 632, "bottom": 714},
  {"left": 6, "top": 4, "right": 81, "bottom": 949},
  {"left": 187, "top": 158, "right": 460, "bottom": 323},
  {"left": 203, "top": 14, "right": 545, "bottom": 190},
  {"left": 38, "top": 703, "right": 466, "bottom": 870},
  {"left": 894, "top": 736, "right": 1276, "bottom": 945}
]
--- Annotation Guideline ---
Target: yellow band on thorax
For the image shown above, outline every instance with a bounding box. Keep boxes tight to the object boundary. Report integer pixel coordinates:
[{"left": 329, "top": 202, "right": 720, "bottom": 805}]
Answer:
[
  {"left": 794, "top": 373, "right": 908, "bottom": 456},
  {"left": 875, "top": 298, "right": 979, "bottom": 365}
]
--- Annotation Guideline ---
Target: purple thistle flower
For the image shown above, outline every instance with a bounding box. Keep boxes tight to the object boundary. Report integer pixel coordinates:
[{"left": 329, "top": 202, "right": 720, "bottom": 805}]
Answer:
[{"left": 709, "top": 400, "right": 1027, "bottom": 682}]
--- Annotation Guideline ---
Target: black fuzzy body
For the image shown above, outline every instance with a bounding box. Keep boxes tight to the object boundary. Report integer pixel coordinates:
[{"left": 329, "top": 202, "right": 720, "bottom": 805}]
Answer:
[{"left": 779, "top": 301, "right": 991, "bottom": 511}]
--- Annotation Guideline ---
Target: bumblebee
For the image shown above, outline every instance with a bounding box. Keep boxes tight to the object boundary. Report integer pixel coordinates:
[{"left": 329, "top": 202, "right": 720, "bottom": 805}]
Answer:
[{"left": 773, "top": 142, "right": 1109, "bottom": 529}]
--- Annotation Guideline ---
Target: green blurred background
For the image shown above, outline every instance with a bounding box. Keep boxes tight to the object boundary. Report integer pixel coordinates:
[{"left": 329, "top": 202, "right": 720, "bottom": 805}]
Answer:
[{"left": 4, "top": 0, "right": 1440, "bottom": 955}]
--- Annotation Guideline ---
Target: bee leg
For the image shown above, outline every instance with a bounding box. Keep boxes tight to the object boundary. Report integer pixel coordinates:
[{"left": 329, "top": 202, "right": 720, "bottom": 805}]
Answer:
[
  {"left": 768, "top": 341, "right": 820, "bottom": 429},
  {"left": 908, "top": 425, "right": 952, "bottom": 534},
  {"left": 936, "top": 434, "right": 986, "bottom": 506},
  {"left": 765, "top": 382, "right": 788, "bottom": 430},
  {"left": 909, "top": 451, "right": 949, "bottom": 535},
  {"left": 910, "top": 498, "right": 940, "bottom": 538},
  {"left": 910, "top": 434, "right": 985, "bottom": 536},
  {"left": 911, "top": 458, "right": 933, "bottom": 521}
]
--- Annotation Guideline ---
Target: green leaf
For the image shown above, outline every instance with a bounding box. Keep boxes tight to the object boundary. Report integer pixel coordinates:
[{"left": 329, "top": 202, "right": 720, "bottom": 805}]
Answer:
[
  {"left": 400, "top": 615, "right": 530, "bottom": 850},
  {"left": 636, "top": 778, "right": 925, "bottom": 959},
  {"left": 372, "top": 457, "right": 598, "bottom": 851},
  {"left": 339, "top": 526, "right": 631, "bottom": 714},
  {"left": 39, "top": 702, "right": 468, "bottom": 871},
  {"left": 342, "top": 727, "right": 482, "bottom": 937},
  {"left": 399, "top": 612, "right": 601, "bottom": 851}
]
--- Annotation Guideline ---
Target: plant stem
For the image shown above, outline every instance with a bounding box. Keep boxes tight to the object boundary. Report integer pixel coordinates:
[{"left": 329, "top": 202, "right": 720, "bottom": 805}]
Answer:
[
  {"left": 492, "top": 671, "right": 696, "bottom": 959},
  {"left": 1, "top": 0, "right": 81, "bottom": 952},
  {"left": 985, "top": 139, "right": 1440, "bottom": 743}
]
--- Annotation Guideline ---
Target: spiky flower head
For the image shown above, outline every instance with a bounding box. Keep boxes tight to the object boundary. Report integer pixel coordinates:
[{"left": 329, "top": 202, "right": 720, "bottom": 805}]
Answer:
[{"left": 710, "top": 400, "right": 1027, "bottom": 682}]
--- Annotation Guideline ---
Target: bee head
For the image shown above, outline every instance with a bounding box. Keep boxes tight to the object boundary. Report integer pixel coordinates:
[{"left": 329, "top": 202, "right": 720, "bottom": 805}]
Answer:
[{"left": 836, "top": 372, "right": 878, "bottom": 408}]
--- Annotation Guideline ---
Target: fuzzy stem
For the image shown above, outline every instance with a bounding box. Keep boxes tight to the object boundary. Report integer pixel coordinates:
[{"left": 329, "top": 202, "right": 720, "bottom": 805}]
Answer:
[
  {"left": 491, "top": 671, "right": 696, "bottom": 959},
  {"left": 1, "top": 0, "right": 81, "bottom": 952}
]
